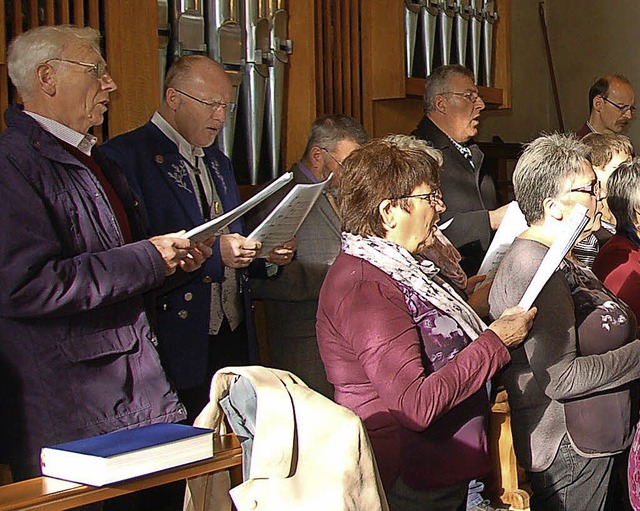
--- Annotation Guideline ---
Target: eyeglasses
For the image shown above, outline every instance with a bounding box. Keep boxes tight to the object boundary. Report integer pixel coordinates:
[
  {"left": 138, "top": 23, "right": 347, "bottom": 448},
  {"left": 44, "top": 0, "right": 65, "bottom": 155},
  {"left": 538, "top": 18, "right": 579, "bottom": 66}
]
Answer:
[
  {"left": 390, "top": 190, "right": 444, "bottom": 206},
  {"left": 321, "top": 147, "right": 344, "bottom": 167},
  {"left": 174, "top": 89, "right": 237, "bottom": 113},
  {"left": 45, "top": 58, "right": 110, "bottom": 79},
  {"left": 566, "top": 180, "right": 601, "bottom": 197},
  {"left": 602, "top": 96, "right": 636, "bottom": 115},
  {"left": 441, "top": 90, "right": 482, "bottom": 103}
]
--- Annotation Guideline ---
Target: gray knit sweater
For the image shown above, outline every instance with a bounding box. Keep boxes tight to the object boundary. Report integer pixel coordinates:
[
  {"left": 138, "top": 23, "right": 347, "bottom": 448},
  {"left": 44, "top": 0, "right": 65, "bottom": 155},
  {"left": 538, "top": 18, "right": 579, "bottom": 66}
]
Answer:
[{"left": 489, "top": 238, "right": 640, "bottom": 472}]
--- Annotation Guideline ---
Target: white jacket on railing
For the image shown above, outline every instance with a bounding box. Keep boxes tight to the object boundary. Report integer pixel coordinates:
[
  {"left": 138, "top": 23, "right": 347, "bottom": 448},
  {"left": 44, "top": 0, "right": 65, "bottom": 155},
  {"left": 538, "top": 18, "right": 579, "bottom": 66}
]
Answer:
[{"left": 184, "top": 365, "right": 389, "bottom": 511}]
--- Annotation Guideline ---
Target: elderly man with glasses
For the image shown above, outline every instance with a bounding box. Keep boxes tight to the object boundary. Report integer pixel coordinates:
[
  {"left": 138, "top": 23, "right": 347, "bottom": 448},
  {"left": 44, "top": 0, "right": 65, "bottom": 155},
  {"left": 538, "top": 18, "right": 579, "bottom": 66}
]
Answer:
[
  {"left": 102, "top": 55, "right": 295, "bottom": 424},
  {"left": 412, "top": 64, "right": 507, "bottom": 277},
  {"left": 0, "top": 26, "right": 216, "bottom": 480},
  {"left": 249, "top": 114, "right": 368, "bottom": 398},
  {"left": 575, "top": 74, "right": 635, "bottom": 139}
]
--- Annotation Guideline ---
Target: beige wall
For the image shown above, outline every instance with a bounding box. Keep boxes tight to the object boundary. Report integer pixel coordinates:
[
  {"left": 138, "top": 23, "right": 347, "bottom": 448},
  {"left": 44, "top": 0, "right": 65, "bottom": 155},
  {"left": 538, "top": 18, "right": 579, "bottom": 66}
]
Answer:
[
  {"left": 547, "top": 0, "right": 640, "bottom": 146},
  {"left": 477, "top": 0, "right": 554, "bottom": 143},
  {"left": 477, "top": 0, "right": 640, "bottom": 147}
]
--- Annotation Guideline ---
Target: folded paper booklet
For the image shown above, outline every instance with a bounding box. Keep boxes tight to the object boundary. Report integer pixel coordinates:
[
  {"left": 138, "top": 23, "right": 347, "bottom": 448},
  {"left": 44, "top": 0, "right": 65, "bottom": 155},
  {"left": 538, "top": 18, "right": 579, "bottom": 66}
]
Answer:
[
  {"left": 518, "top": 203, "right": 589, "bottom": 310},
  {"left": 182, "top": 172, "right": 293, "bottom": 242},
  {"left": 40, "top": 423, "right": 214, "bottom": 486},
  {"left": 248, "top": 173, "right": 334, "bottom": 255}
]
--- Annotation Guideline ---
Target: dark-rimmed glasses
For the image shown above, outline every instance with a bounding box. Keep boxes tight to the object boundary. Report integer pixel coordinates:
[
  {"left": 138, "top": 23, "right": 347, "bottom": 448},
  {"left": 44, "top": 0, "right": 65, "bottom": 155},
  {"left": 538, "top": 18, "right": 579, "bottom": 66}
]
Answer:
[
  {"left": 45, "top": 58, "right": 110, "bottom": 79},
  {"left": 602, "top": 96, "right": 636, "bottom": 115},
  {"left": 174, "top": 89, "right": 237, "bottom": 113},
  {"left": 566, "top": 180, "right": 601, "bottom": 197},
  {"left": 321, "top": 147, "right": 344, "bottom": 167},
  {"left": 441, "top": 91, "right": 482, "bottom": 103},
  {"left": 390, "top": 190, "right": 443, "bottom": 206}
]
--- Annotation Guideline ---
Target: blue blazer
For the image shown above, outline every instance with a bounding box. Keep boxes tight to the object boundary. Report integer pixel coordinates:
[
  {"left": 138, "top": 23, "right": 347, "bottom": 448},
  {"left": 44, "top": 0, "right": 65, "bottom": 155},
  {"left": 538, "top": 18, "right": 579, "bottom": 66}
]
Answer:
[{"left": 102, "top": 121, "right": 262, "bottom": 389}]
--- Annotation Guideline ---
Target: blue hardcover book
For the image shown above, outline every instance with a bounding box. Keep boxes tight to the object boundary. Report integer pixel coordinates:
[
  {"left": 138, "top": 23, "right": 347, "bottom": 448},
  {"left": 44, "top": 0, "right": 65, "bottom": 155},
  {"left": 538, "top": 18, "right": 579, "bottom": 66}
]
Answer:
[{"left": 40, "top": 423, "right": 214, "bottom": 486}]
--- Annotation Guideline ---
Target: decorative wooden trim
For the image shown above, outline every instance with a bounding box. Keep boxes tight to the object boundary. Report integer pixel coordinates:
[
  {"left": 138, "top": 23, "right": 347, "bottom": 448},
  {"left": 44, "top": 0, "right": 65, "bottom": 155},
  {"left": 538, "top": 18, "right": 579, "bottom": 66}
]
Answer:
[
  {"left": 73, "top": 0, "right": 84, "bottom": 25},
  {"left": 88, "top": 0, "right": 100, "bottom": 30},
  {"left": 60, "top": 3, "right": 70, "bottom": 24},
  {"left": 45, "top": 1, "right": 55, "bottom": 25},
  {"left": 28, "top": 0, "right": 38, "bottom": 28},
  {"left": 12, "top": 0, "right": 22, "bottom": 36}
]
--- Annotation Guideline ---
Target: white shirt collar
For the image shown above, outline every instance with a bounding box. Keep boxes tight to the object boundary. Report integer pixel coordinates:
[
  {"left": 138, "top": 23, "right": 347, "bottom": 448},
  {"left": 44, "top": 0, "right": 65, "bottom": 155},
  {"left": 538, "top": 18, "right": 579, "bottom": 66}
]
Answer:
[
  {"left": 586, "top": 120, "right": 598, "bottom": 134},
  {"left": 151, "top": 111, "right": 205, "bottom": 162},
  {"left": 24, "top": 111, "right": 97, "bottom": 155}
]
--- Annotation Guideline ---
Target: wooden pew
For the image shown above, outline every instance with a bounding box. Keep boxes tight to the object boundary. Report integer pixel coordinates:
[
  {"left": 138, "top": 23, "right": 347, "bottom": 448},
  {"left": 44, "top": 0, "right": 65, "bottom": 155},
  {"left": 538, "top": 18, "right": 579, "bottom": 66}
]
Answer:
[
  {"left": 0, "top": 434, "right": 242, "bottom": 511},
  {"left": 487, "top": 390, "right": 531, "bottom": 510}
]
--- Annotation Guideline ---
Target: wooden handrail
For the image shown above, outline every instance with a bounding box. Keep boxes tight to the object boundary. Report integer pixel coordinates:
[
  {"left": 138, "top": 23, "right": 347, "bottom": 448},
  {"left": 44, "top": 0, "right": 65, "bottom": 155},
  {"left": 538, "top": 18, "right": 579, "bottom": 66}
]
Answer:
[{"left": 0, "top": 434, "right": 242, "bottom": 511}]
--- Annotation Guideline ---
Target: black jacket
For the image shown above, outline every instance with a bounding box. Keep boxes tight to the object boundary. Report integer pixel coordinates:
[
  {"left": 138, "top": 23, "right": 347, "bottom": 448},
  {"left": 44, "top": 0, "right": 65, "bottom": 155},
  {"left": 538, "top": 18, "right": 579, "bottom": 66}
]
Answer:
[{"left": 412, "top": 115, "right": 498, "bottom": 276}]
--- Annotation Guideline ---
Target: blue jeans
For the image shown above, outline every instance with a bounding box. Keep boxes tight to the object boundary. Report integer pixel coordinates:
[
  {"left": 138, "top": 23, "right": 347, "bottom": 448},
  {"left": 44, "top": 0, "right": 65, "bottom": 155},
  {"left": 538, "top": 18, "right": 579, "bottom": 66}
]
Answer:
[{"left": 527, "top": 434, "right": 614, "bottom": 511}]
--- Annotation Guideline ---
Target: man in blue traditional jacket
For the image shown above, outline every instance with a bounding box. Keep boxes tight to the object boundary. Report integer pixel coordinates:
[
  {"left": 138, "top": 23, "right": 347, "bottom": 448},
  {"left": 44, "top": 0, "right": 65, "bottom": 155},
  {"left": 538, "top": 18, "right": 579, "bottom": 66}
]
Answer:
[{"left": 103, "top": 55, "right": 295, "bottom": 422}]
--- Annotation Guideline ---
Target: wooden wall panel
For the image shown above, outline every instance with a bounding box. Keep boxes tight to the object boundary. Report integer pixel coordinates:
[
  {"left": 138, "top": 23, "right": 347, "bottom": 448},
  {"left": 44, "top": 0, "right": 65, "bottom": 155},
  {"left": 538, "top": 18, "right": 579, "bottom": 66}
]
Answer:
[
  {"left": 103, "top": 0, "right": 160, "bottom": 138},
  {"left": 493, "top": 0, "right": 511, "bottom": 108},
  {"left": 314, "top": 0, "right": 363, "bottom": 121},
  {"left": 283, "top": 0, "right": 317, "bottom": 168}
]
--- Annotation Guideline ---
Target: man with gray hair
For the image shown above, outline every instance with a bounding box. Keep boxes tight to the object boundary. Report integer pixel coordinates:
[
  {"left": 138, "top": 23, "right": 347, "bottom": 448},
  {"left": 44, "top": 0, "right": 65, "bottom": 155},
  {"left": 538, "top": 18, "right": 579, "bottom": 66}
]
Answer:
[
  {"left": 250, "top": 114, "right": 368, "bottom": 398},
  {"left": 0, "top": 25, "right": 211, "bottom": 480},
  {"left": 412, "top": 64, "right": 507, "bottom": 277}
]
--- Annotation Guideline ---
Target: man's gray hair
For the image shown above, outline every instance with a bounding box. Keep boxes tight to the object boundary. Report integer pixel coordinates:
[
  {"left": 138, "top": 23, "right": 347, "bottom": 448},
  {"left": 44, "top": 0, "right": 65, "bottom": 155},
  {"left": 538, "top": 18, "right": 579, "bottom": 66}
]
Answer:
[
  {"left": 382, "top": 134, "right": 443, "bottom": 167},
  {"left": 302, "top": 114, "right": 369, "bottom": 158},
  {"left": 7, "top": 25, "right": 101, "bottom": 99},
  {"left": 513, "top": 133, "right": 592, "bottom": 225},
  {"left": 423, "top": 64, "right": 475, "bottom": 113},
  {"left": 606, "top": 157, "right": 640, "bottom": 231}
]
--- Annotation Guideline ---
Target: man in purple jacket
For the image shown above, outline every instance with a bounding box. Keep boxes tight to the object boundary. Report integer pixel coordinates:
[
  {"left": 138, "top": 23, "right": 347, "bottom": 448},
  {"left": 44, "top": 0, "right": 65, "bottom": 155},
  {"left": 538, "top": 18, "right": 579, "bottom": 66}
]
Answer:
[{"left": 0, "top": 25, "right": 211, "bottom": 480}]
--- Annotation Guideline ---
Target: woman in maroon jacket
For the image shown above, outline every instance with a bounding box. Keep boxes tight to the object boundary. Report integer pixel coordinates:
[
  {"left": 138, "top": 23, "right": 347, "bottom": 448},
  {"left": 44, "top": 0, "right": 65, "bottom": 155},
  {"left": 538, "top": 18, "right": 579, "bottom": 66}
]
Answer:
[
  {"left": 316, "top": 136, "right": 536, "bottom": 511},
  {"left": 592, "top": 158, "right": 640, "bottom": 510}
]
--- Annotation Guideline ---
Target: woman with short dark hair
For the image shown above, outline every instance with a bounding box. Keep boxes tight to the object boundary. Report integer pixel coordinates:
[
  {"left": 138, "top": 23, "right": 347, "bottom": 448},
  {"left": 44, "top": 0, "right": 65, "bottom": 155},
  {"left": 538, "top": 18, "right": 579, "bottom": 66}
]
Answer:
[{"left": 316, "top": 136, "right": 536, "bottom": 511}]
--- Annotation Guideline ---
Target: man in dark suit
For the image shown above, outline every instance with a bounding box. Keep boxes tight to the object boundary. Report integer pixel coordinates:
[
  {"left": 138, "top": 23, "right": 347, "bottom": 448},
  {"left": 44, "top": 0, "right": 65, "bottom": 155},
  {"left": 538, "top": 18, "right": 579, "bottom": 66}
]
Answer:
[
  {"left": 250, "top": 115, "right": 367, "bottom": 397},
  {"left": 412, "top": 64, "right": 507, "bottom": 276},
  {"left": 103, "top": 55, "right": 294, "bottom": 422},
  {"left": 575, "top": 74, "right": 635, "bottom": 139}
]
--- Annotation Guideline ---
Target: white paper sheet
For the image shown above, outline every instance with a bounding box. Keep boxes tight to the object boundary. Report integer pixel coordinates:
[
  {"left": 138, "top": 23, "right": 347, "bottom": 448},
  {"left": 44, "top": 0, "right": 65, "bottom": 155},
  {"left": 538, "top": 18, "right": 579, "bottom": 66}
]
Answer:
[
  {"left": 518, "top": 204, "right": 589, "bottom": 310},
  {"left": 248, "top": 173, "right": 333, "bottom": 255},
  {"left": 477, "top": 201, "right": 528, "bottom": 280},
  {"left": 181, "top": 172, "right": 293, "bottom": 242}
]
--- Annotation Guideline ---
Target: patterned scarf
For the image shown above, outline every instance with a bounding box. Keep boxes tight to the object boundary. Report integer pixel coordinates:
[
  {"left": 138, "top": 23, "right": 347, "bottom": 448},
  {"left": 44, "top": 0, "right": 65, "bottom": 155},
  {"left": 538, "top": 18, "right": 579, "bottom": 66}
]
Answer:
[{"left": 342, "top": 232, "right": 487, "bottom": 340}]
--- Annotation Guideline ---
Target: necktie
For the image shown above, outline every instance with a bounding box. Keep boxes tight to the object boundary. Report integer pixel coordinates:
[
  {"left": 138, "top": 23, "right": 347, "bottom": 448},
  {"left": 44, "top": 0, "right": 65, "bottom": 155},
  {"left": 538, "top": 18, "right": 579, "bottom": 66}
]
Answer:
[
  {"left": 458, "top": 144, "right": 475, "bottom": 168},
  {"left": 192, "top": 157, "right": 212, "bottom": 221}
]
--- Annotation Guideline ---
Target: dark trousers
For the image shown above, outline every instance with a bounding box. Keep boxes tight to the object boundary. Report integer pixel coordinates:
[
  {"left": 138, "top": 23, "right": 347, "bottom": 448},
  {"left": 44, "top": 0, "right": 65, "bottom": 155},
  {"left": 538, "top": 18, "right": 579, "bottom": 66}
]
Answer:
[
  {"left": 387, "top": 476, "right": 468, "bottom": 511},
  {"left": 178, "top": 318, "right": 250, "bottom": 424}
]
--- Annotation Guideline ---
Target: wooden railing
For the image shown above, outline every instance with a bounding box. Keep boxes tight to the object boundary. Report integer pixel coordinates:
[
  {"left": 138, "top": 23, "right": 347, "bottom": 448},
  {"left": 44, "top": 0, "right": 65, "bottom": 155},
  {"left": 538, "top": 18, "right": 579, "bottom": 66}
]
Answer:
[{"left": 0, "top": 434, "right": 242, "bottom": 511}]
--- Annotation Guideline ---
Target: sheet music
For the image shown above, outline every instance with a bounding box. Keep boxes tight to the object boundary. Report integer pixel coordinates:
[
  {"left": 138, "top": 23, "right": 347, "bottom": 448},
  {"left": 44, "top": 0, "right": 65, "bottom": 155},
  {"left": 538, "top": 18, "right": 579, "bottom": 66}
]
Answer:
[
  {"left": 477, "top": 201, "right": 528, "bottom": 280},
  {"left": 518, "top": 204, "right": 589, "bottom": 310},
  {"left": 248, "top": 173, "right": 333, "bottom": 255},
  {"left": 438, "top": 218, "right": 453, "bottom": 231},
  {"left": 181, "top": 172, "right": 293, "bottom": 242}
]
